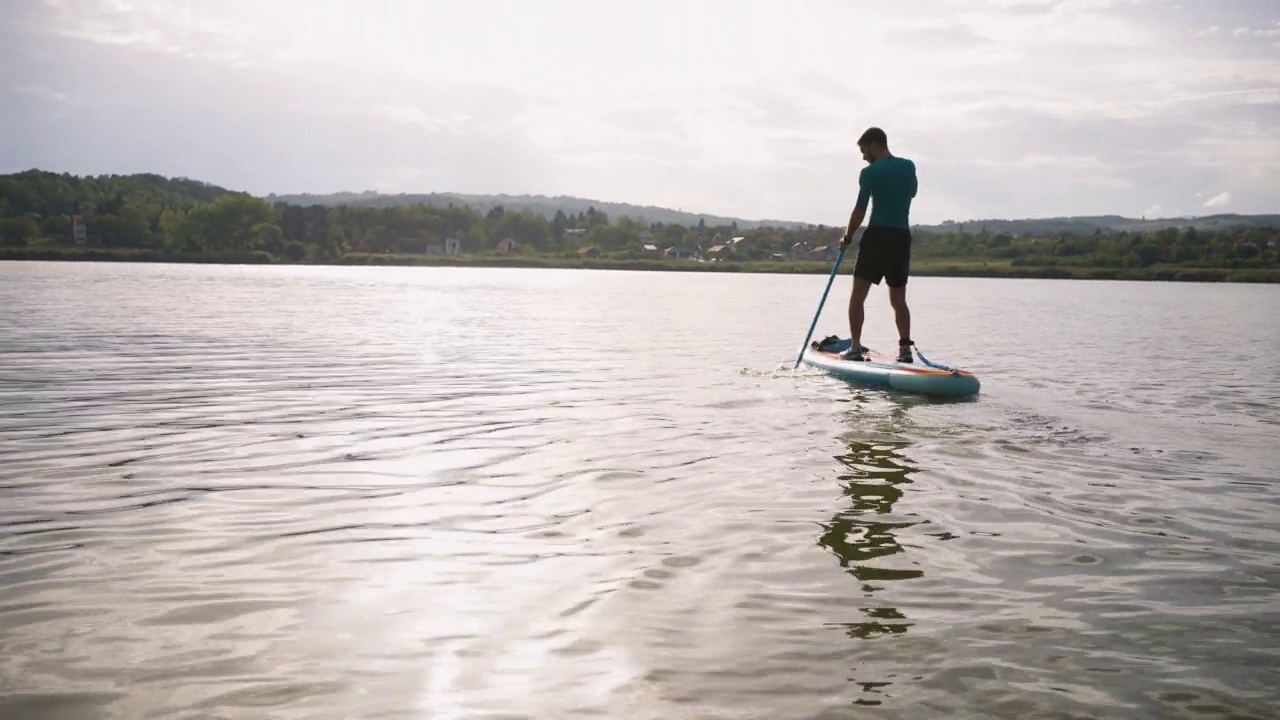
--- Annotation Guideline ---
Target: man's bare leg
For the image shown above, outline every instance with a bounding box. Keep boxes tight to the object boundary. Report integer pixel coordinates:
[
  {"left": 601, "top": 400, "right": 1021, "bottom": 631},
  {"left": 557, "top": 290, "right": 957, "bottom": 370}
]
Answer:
[
  {"left": 848, "top": 276, "right": 873, "bottom": 350},
  {"left": 888, "top": 284, "right": 910, "bottom": 343},
  {"left": 889, "top": 284, "right": 912, "bottom": 361}
]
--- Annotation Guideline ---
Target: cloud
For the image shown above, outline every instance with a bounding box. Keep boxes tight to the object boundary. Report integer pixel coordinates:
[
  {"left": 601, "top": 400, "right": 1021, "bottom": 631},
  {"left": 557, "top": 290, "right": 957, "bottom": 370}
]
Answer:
[
  {"left": 2, "top": 0, "right": 1278, "bottom": 224},
  {"left": 12, "top": 84, "right": 71, "bottom": 103},
  {"left": 1203, "top": 192, "right": 1231, "bottom": 209},
  {"left": 26, "top": 0, "right": 331, "bottom": 68},
  {"left": 1231, "top": 21, "right": 1279, "bottom": 39},
  {"left": 882, "top": 23, "right": 995, "bottom": 48},
  {"left": 1, "top": 28, "right": 551, "bottom": 198}
]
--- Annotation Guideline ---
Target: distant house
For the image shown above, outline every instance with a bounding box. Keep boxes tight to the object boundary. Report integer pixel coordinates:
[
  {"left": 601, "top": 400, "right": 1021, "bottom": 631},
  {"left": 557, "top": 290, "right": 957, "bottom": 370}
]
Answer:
[
  {"left": 496, "top": 237, "right": 518, "bottom": 253},
  {"left": 577, "top": 246, "right": 600, "bottom": 258},
  {"left": 426, "top": 237, "right": 462, "bottom": 255},
  {"left": 72, "top": 213, "right": 89, "bottom": 244},
  {"left": 563, "top": 228, "right": 587, "bottom": 241},
  {"left": 664, "top": 245, "right": 699, "bottom": 260},
  {"left": 707, "top": 244, "right": 729, "bottom": 259},
  {"left": 642, "top": 243, "right": 660, "bottom": 256}
]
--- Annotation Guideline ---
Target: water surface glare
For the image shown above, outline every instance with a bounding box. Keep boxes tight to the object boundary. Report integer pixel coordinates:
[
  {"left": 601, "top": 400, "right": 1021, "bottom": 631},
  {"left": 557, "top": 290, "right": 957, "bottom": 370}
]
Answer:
[{"left": 2, "top": 261, "right": 1278, "bottom": 719}]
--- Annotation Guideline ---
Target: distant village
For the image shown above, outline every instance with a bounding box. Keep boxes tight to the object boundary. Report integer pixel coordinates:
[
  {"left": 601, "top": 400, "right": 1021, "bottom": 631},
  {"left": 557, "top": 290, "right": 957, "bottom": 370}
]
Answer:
[
  {"left": 55, "top": 198, "right": 844, "bottom": 260},
  {"left": 426, "top": 228, "right": 841, "bottom": 263}
]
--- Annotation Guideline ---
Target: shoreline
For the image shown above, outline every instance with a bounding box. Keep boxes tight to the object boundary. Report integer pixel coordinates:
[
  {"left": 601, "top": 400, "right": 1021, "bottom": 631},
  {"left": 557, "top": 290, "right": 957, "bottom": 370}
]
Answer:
[{"left": 2, "top": 247, "right": 1277, "bottom": 283}]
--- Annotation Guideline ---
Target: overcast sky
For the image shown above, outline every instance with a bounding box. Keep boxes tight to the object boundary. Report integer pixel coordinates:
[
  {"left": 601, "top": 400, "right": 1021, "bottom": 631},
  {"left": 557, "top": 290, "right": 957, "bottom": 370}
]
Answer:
[{"left": 2, "top": 0, "right": 1277, "bottom": 225}]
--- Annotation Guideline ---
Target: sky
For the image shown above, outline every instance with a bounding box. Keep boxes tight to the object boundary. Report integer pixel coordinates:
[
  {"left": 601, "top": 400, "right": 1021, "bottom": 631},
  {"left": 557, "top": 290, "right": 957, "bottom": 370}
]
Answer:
[{"left": 2, "top": 0, "right": 1278, "bottom": 226}]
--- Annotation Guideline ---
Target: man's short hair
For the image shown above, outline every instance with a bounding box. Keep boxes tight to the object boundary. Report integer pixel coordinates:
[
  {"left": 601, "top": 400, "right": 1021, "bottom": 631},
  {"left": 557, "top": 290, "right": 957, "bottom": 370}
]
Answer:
[{"left": 858, "top": 127, "right": 887, "bottom": 147}]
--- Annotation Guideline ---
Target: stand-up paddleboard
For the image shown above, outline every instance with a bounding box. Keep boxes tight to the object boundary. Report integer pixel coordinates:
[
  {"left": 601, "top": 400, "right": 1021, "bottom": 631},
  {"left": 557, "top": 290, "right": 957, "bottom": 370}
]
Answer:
[{"left": 800, "top": 335, "right": 981, "bottom": 398}]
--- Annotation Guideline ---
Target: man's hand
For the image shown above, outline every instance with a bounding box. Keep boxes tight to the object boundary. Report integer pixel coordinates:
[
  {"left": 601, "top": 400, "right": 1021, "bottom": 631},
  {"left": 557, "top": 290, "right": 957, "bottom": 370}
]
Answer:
[{"left": 840, "top": 231, "right": 854, "bottom": 248}]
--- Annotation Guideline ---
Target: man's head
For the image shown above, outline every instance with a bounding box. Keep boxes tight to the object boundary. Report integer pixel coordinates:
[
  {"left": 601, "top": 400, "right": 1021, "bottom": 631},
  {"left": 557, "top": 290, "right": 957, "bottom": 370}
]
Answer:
[{"left": 858, "top": 127, "right": 890, "bottom": 163}]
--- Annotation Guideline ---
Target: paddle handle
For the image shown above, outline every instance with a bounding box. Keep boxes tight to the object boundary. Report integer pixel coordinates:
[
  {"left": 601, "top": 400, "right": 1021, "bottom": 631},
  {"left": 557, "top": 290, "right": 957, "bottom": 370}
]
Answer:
[{"left": 794, "top": 245, "right": 847, "bottom": 369}]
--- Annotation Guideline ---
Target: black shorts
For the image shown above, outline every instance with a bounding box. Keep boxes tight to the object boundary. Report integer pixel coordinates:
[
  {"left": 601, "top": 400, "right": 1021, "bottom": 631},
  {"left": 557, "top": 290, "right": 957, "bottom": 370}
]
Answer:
[{"left": 853, "top": 226, "right": 912, "bottom": 287}]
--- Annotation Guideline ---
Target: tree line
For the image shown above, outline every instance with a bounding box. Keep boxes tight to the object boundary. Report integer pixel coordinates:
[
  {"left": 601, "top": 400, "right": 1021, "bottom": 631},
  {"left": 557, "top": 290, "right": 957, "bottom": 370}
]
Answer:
[
  {"left": 2, "top": 169, "right": 1276, "bottom": 271},
  {"left": 911, "top": 225, "right": 1278, "bottom": 270}
]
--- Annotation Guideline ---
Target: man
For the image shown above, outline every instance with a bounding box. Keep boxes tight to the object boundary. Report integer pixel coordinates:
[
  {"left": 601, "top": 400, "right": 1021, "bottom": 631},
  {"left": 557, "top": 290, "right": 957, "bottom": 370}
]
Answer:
[{"left": 838, "top": 126, "right": 918, "bottom": 363}]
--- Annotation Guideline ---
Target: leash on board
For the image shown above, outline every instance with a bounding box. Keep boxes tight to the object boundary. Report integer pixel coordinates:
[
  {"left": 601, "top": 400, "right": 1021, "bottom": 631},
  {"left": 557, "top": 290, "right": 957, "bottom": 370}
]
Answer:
[{"left": 913, "top": 346, "right": 963, "bottom": 372}]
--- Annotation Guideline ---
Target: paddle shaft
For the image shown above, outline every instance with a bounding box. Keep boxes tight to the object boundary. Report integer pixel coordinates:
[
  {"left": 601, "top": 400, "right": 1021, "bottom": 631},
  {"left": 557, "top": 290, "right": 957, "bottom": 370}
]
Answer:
[{"left": 794, "top": 245, "right": 847, "bottom": 369}]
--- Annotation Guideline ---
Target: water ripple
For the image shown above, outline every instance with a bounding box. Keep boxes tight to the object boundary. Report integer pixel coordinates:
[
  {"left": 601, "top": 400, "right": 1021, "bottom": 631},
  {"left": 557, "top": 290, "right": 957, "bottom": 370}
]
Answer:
[{"left": 1, "top": 263, "right": 1278, "bottom": 719}]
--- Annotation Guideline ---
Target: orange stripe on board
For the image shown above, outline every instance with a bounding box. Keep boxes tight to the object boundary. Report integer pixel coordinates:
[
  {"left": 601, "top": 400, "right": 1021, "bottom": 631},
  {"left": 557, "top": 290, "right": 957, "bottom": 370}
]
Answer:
[{"left": 815, "top": 350, "right": 968, "bottom": 375}]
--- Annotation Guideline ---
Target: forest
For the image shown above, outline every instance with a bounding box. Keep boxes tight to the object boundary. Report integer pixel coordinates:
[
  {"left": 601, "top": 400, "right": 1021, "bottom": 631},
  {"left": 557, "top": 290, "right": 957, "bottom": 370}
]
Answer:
[{"left": 2, "top": 169, "right": 1277, "bottom": 282}]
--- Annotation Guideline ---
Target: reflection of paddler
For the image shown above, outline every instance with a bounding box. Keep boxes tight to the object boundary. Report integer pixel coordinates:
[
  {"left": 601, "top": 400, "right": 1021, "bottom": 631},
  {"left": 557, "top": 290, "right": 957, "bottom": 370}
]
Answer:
[
  {"left": 817, "top": 437, "right": 922, "bottom": 585},
  {"left": 817, "top": 435, "right": 920, "bottom": 643}
]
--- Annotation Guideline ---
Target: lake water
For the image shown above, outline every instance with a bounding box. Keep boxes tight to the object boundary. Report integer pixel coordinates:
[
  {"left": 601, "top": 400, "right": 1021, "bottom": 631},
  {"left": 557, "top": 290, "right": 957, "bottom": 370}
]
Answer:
[{"left": 1, "top": 260, "right": 1277, "bottom": 720}]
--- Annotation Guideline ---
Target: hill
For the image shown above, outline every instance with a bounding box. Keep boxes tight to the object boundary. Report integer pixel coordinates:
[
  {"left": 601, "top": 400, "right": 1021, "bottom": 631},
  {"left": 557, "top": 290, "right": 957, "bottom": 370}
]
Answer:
[
  {"left": 3, "top": 169, "right": 1276, "bottom": 283},
  {"left": 262, "top": 190, "right": 812, "bottom": 230},
  {"left": 264, "top": 188, "right": 1280, "bottom": 237},
  {"left": 4, "top": 168, "right": 1276, "bottom": 240},
  {"left": 0, "top": 169, "right": 234, "bottom": 218},
  {"left": 912, "top": 213, "right": 1280, "bottom": 237}
]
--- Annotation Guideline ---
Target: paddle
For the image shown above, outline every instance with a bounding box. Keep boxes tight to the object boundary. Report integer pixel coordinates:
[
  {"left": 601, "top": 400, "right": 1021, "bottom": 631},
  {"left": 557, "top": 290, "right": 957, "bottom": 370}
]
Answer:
[{"left": 793, "top": 244, "right": 848, "bottom": 369}]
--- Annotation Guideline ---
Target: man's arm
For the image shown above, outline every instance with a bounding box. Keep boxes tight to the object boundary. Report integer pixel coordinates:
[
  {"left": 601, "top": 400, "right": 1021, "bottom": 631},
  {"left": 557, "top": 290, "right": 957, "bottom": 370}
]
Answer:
[
  {"left": 842, "top": 177, "right": 871, "bottom": 247},
  {"left": 841, "top": 205, "right": 866, "bottom": 247}
]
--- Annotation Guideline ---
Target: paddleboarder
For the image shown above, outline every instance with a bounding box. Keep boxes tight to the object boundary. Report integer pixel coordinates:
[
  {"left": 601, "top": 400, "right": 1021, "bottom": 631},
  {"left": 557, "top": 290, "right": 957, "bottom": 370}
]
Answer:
[{"left": 838, "top": 127, "right": 918, "bottom": 363}]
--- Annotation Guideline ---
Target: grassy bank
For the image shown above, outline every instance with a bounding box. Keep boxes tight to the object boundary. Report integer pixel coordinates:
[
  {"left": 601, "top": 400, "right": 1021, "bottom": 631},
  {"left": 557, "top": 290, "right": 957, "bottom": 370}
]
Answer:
[
  {"left": 0, "top": 246, "right": 275, "bottom": 265},
  {"left": 4, "top": 245, "right": 1278, "bottom": 283}
]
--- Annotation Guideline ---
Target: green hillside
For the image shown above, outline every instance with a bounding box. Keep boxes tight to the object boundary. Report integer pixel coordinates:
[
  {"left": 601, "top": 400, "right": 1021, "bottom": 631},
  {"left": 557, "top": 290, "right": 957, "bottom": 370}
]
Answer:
[
  {"left": 263, "top": 190, "right": 809, "bottom": 230},
  {"left": 2, "top": 169, "right": 1277, "bottom": 283},
  {"left": 913, "top": 214, "right": 1280, "bottom": 237}
]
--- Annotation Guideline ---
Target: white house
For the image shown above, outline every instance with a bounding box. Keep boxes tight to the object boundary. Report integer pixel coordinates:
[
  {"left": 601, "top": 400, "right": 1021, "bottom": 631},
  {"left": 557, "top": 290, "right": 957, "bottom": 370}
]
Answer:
[
  {"left": 426, "top": 237, "right": 462, "bottom": 255},
  {"left": 72, "top": 213, "right": 88, "bottom": 244},
  {"left": 445, "top": 237, "right": 461, "bottom": 254},
  {"left": 664, "top": 245, "right": 699, "bottom": 260}
]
